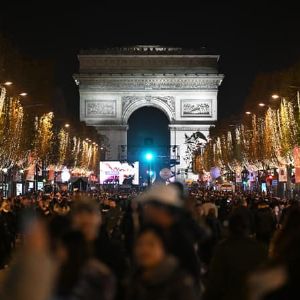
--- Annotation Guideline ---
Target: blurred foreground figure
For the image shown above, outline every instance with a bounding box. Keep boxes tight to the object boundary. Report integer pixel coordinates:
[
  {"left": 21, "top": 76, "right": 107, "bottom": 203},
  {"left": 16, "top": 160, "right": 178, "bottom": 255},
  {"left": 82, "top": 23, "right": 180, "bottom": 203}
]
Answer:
[
  {"left": 0, "top": 199, "right": 16, "bottom": 268},
  {"left": 54, "top": 230, "right": 115, "bottom": 300},
  {"left": 1, "top": 218, "right": 56, "bottom": 300},
  {"left": 138, "top": 184, "right": 203, "bottom": 293},
  {"left": 249, "top": 206, "right": 300, "bottom": 300},
  {"left": 126, "top": 225, "right": 198, "bottom": 300},
  {"left": 71, "top": 198, "right": 125, "bottom": 300},
  {"left": 204, "top": 211, "right": 267, "bottom": 300}
]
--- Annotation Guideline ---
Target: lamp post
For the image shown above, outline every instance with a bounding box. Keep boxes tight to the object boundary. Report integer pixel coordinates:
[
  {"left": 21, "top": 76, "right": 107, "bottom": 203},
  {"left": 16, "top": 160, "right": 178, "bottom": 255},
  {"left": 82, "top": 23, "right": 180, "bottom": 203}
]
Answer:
[
  {"left": 2, "top": 168, "right": 8, "bottom": 198},
  {"left": 145, "top": 152, "right": 153, "bottom": 186}
]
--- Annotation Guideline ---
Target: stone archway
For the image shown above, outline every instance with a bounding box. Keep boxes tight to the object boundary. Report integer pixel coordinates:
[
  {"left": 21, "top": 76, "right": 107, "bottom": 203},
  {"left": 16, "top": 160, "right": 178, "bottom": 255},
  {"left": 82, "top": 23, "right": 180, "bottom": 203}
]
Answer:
[{"left": 122, "top": 96, "right": 175, "bottom": 124}]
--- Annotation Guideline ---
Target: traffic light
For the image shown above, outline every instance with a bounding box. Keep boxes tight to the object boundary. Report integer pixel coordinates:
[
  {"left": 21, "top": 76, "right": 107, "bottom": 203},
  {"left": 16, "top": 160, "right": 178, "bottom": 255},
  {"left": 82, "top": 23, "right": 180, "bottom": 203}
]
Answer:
[{"left": 145, "top": 152, "right": 153, "bottom": 161}]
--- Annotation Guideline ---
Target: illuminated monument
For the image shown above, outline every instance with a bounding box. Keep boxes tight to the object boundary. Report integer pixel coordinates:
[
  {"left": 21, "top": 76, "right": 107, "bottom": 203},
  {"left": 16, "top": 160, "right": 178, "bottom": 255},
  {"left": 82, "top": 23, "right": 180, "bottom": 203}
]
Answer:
[{"left": 74, "top": 46, "right": 223, "bottom": 180}]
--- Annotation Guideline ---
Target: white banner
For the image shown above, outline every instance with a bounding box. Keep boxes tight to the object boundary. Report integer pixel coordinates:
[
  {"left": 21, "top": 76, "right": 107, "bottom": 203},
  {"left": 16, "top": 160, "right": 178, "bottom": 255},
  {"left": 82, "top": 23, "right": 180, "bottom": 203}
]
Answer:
[
  {"left": 236, "top": 172, "right": 242, "bottom": 183},
  {"left": 278, "top": 166, "right": 287, "bottom": 182}
]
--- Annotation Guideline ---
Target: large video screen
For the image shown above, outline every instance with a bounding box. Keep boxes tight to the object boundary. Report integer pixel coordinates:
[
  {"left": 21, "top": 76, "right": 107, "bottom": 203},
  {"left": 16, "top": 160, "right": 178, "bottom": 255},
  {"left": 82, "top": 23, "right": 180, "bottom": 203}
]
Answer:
[{"left": 100, "top": 161, "right": 139, "bottom": 185}]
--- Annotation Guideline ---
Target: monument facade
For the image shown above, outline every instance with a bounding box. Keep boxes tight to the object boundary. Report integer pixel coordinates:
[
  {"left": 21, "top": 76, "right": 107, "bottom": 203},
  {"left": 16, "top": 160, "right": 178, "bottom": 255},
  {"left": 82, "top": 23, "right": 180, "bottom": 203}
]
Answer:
[{"left": 74, "top": 46, "right": 223, "bottom": 179}]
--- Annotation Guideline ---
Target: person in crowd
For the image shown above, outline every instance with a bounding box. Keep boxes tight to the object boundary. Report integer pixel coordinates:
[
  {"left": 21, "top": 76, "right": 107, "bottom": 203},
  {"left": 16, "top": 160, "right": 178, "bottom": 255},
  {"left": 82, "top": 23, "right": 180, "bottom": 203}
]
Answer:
[
  {"left": 262, "top": 206, "right": 300, "bottom": 299},
  {"left": 201, "top": 198, "right": 218, "bottom": 218},
  {"left": 0, "top": 199, "right": 16, "bottom": 268},
  {"left": 278, "top": 199, "right": 299, "bottom": 227},
  {"left": 71, "top": 198, "right": 128, "bottom": 300},
  {"left": 204, "top": 211, "right": 268, "bottom": 300},
  {"left": 54, "top": 230, "right": 115, "bottom": 300},
  {"left": 254, "top": 200, "right": 276, "bottom": 246},
  {"left": 52, "top": 196, "right": 71, "bottom": 216},
  {"left": 126, "top": 225, "right": 199, "bottom": 300},
  {"left": 202, "top": 207, "right": 222, "bottom": 265},
  {"left": 1, "top": 217, "right": 57, "bottom": 300},
  {"left": 103, "top": 199, "right": 124, "bottom": 240},
  {"left": 36, "top": 196, "right": 51, "bottom": 218},
  {"left": 138, "top": 184, "right": 203, "bottom": 291},
  {"left": 233, "top": 197, "right": 255, "bottom": 235}
]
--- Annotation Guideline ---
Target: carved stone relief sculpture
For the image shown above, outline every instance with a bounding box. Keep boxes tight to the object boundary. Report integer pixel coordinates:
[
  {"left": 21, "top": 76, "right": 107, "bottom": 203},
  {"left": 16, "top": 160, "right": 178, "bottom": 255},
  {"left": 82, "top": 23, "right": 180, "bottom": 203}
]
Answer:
[
  {"left": 181, "top": 99, "right": 212, "bottom": 117},
  {"left": 85, "top": 100, "right": 116, "bottom": 118}
]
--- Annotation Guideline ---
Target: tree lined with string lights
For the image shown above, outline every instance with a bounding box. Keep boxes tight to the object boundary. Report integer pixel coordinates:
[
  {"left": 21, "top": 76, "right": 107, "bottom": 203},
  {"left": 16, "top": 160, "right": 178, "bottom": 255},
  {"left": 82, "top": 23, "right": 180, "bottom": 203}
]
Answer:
[
  {"left": 196, "top": 60, "right": 300, "bottom": 174},
  {"left": 0, "top": 96, "right": 24, "bottom": 169},
  {"left": 0, "top": 88, "right": 101, "bottom": 174},
  {"left": 197, "top": 97, "right": 300, "bottom": 174}
]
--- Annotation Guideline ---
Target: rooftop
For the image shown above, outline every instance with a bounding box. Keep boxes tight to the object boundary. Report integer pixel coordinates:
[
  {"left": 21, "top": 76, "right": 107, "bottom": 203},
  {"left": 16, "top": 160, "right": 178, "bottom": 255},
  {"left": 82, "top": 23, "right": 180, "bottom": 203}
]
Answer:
[{"left": 80, "top": 45, "right": 209, "bottom": 56}]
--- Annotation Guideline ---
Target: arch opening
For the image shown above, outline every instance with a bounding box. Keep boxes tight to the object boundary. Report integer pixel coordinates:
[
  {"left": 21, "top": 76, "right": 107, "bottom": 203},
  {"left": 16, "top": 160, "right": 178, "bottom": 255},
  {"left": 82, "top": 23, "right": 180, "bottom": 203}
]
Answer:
[{"left": 127, "top": 107, "right": 170, "bottom": 184}]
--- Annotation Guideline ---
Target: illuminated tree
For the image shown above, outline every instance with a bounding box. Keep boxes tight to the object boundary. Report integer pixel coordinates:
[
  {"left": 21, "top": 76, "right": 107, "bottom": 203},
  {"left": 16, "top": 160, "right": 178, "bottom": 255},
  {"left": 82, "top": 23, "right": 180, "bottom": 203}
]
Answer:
[
  {"left": 0, "top": 97, "right": 24, "bottom": 168},
  {"left": 34, "top": 112, "right": 54, "bottom": 162},
  {"left": 57, "top": 128, "right": 70, "bottom": 166}
]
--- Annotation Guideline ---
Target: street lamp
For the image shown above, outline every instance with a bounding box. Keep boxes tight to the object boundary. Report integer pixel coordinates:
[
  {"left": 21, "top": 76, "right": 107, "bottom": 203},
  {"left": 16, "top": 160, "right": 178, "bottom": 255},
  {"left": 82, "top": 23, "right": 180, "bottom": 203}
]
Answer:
[
  {"left": 3, "top": 81, "right": 13, "bottom": 86},
  {"left": 64, "top": 123, "right": 70, "bottom": 128},
  {"left": 2, "top": 168, "right": 8, "bottom": 197},
  {"left": 258, "top": 103, "right": 265, "bottom": 107},
  {"left": 245, "top": 111, "right": 251, "bottom": 115},
  {"left": 272, "top": 94, "right": 280, "bottom": 99}
]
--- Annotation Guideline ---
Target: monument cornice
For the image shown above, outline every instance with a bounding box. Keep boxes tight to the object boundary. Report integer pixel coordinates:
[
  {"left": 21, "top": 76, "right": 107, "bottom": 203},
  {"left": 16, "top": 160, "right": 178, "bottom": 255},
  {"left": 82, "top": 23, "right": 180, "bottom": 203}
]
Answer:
[
  {"left": 77, "top": 54, "right": 220, "bottom": 74},
  {"left": 76, "top": 75, "right": 223, "bottom": 90},
  {"left": 79, "top": 45, "right": 210, "bottom": 56}
]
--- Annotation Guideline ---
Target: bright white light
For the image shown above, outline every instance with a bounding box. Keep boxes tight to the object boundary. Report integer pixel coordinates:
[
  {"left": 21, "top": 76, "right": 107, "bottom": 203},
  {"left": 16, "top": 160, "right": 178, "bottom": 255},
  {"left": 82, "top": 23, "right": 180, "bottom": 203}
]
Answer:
[
  {"left": 272, "top": 94, "right": 280, "bottom": 99},
  {"left": 145, "top": 153, "right": 153, "bottom": 161},
  {"left": 2, "top": 168, "right": 8, "bottom": 173},
  {"left": 19, "top": 92, "right": 27, "bottom": 97},
  {"left": 245, "top": 111, "right": 251, "bottom": 115},
  {"left": 259, "top": 103, "right": 265, "bottom": 107},
  {"left": 4, "top": 81, "right": 13, "bottom": 86},
  {"left": 61, "top": 167, "right": 71, "bottom": 182}
]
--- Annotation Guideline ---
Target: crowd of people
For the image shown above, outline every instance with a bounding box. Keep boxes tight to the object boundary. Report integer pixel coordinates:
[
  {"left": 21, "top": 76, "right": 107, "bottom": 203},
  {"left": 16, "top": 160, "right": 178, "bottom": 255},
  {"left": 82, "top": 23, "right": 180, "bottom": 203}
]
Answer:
[{"left": 0, "top": 184, "right": 300, "bottom": 300}]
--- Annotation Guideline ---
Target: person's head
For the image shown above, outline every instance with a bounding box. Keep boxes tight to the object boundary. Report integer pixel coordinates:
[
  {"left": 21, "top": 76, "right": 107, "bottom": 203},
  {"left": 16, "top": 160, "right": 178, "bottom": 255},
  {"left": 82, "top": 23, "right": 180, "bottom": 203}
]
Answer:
[
  {"left": 168, "top": 181, "right": 185, "bottom": 201},
  {"left": 109, "top": 199, "right": 116, "bottom": 208},
  {"left": 139, "top": 184, "right": 183, "bottom": 228},
  {"left": 134, "top": 225, "right": 169, "bottom": 270},
  {"left": 207, "top": 207, "right": 216, "bottom": 218},
  {"left": 72, "top": 199, "right": 101, "bottom": 241},
  {"left": 0, "top": 200, "right": 11, "bottom": 212},
  {"left": 238, "top": 198, "right": 248, "bottom": 207},
  {"left": 195, "top": 203, "right": 203, "bottom": 216},
  {"left": 21, "top": 196, "right": 31, "bottom": 207}
]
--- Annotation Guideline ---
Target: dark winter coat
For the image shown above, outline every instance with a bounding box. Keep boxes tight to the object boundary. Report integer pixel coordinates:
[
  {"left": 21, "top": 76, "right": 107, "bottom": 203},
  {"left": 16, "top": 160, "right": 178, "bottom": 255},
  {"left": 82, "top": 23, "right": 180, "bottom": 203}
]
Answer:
[
  {"left": 204, "top": 236, "right": 268, "bottom": 300},
  {"left": 126, "top": 256, "right": 199, "bottom": 300}
]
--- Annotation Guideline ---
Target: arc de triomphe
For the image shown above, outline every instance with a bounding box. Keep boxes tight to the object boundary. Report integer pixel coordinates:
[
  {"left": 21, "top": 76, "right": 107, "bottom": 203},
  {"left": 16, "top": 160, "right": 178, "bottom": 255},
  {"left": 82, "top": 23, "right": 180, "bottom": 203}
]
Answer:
[{"left": 74, "top": 46, "right": 223, "bottom": 179}]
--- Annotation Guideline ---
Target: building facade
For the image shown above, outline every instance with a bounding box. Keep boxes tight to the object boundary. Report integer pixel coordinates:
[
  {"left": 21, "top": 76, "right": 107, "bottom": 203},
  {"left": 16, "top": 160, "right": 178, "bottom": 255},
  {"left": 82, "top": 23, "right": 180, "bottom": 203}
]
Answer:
[{"left": 74, "top": 46, "right": 223, "bottom": 179}]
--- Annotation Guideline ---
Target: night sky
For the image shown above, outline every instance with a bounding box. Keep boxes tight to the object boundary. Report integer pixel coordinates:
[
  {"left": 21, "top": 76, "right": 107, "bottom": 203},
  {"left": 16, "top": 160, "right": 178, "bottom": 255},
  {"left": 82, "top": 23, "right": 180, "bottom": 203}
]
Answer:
[{"left": 1, "top": 2, "right": 300, "bottom": 122}]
